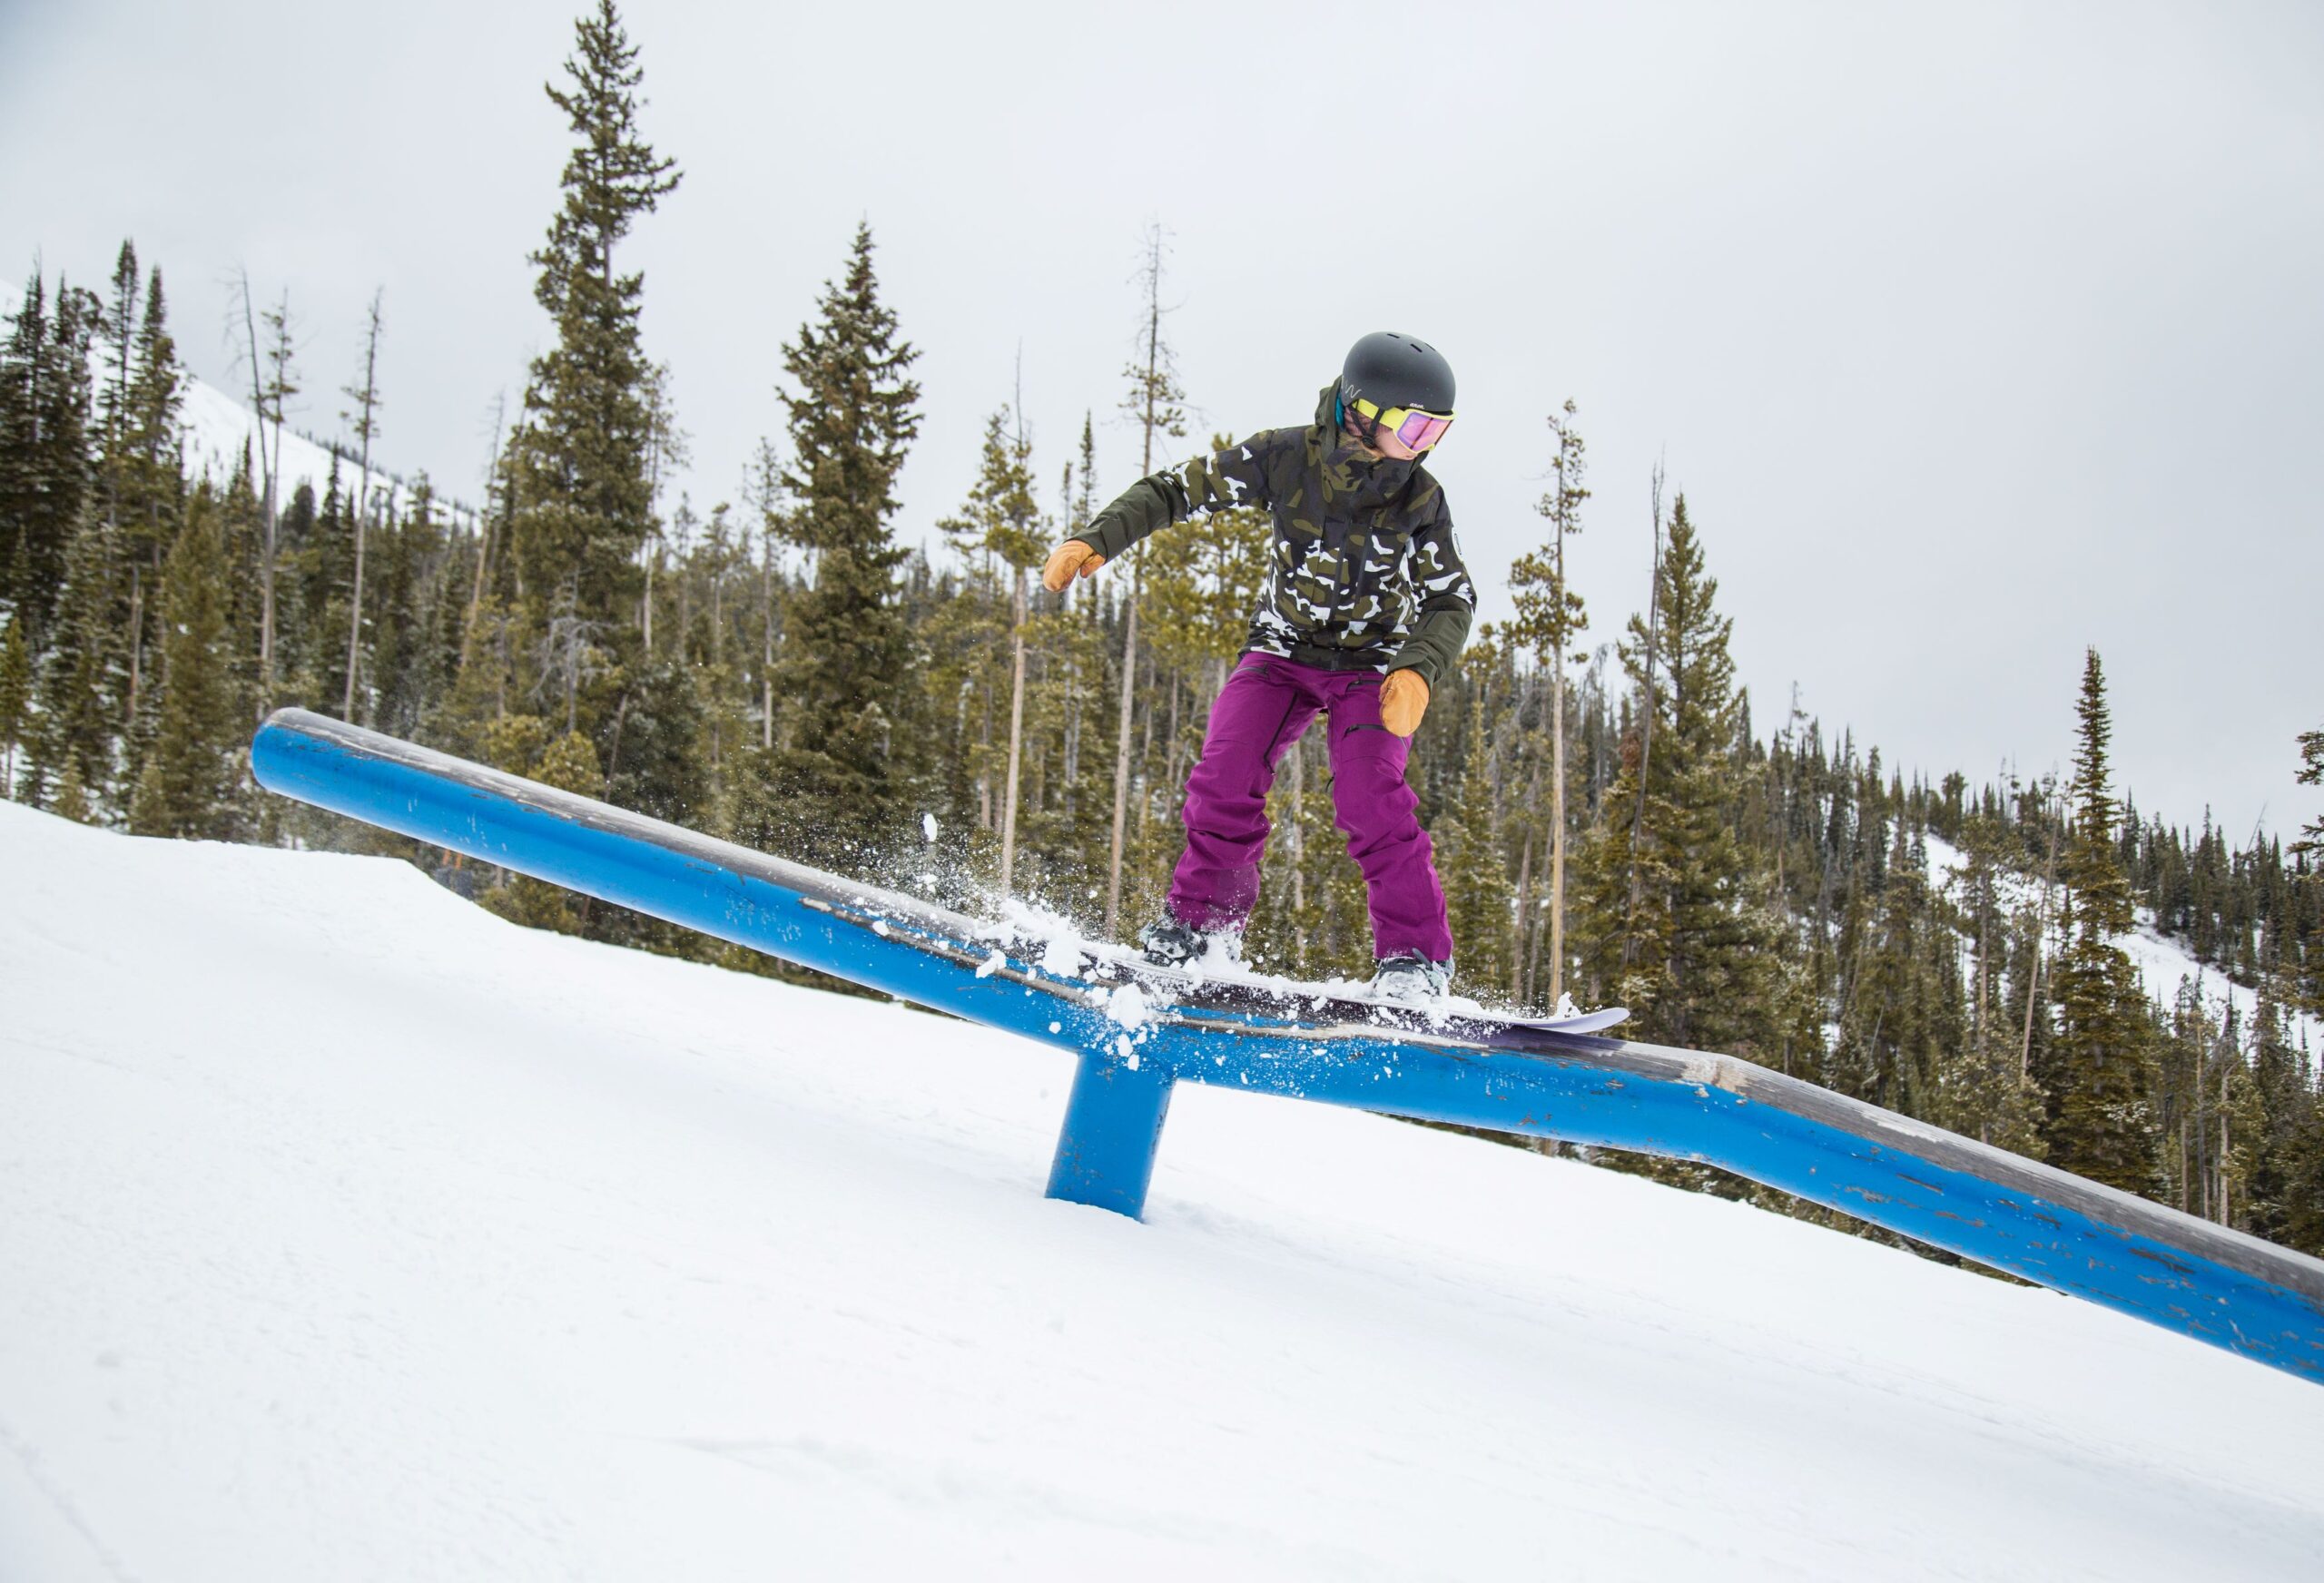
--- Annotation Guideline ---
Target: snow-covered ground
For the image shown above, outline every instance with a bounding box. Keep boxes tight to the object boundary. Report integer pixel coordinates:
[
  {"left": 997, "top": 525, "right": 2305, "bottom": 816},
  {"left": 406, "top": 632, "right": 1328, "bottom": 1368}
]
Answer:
[
  {"left": 5, "top": 801, "right": 2323, "bottom": 1581},
  {"left": 1923, "top": 831, "right": 2321, "bottom": 1055}
]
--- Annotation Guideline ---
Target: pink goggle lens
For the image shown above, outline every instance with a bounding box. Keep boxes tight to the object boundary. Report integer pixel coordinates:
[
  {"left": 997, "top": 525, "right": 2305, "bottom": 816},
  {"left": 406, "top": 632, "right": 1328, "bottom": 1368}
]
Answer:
[{"left": 1395, "top": 410, "right": 1453, "bottom": 450}]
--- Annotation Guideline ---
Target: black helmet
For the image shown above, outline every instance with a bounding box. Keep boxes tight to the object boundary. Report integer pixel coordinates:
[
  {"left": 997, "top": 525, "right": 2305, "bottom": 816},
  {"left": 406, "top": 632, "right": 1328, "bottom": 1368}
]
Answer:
[{"left": 1340, "top": 331, "right": 1456, "bottom": 417}]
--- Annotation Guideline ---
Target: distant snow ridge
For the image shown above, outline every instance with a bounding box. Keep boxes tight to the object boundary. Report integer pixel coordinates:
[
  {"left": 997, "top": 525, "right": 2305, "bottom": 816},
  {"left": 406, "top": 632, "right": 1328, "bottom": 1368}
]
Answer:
[
  {"left": 175, "top": 372, "right": 481, "bottom": 534},
  {"left": 0, "top": 274, "right": 478, "bottom": 534},
  {"left": 1921, "top": 832, "right": 2321, "bottom": 1053}
]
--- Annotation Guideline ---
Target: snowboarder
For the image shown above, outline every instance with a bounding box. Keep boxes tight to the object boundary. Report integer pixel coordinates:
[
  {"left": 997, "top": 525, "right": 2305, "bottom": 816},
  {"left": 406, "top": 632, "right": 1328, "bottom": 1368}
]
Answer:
[{"left": 1041, "top": 332, "right": 1475, "bottom": 1001}]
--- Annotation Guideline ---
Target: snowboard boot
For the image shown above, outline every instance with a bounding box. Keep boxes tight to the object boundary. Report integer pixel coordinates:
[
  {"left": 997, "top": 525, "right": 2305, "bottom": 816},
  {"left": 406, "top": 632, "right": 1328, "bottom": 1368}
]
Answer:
[
  {"left": 1371, "top": 952, "right": 1452, "bottom": 1004},
  {"left": 1139, "top": 916, "right": 1242, "bottom": 971}
]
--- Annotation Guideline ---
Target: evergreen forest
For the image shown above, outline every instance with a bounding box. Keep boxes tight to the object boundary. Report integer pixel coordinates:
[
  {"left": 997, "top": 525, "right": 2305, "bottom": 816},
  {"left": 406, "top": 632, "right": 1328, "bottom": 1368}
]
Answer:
[{"left": 5, "top": 1, "right": 2320, "bottom": 1263}]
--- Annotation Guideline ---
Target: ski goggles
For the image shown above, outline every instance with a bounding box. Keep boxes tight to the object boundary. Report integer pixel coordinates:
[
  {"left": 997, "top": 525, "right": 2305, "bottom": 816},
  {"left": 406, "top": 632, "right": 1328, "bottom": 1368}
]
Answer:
[{"left": 1349, "top": 394, "right": 1455, "bottom": 452}]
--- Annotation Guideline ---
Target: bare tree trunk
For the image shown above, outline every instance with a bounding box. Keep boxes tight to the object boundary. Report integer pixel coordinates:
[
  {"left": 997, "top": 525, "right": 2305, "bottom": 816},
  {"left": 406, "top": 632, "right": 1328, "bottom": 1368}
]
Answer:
[
  {"left": 1105, "top": 589, "right": 1139, "bottom": 935},
  {"left": 1550, "top": 634, "right": 1570, "bottom": 1007},
  {"left": 2200, "top": 1047, "right": 2212, "bottom": 1223},
  {"left": 1512, "top": 821, "right": 1534, "bottom": 1003},
  {"left": 123, "top": 566, "right": 143, "bottom": 729},
  {"left": 1107, "top": 229, "right": 1177, "bottom": 939},
  {"left": 1528, "top": 867, "right": 1551, "bottom": 1003},
  {"left": 344, "top": 288, "right": 384, "bottom": 720},
  {"left": 1000, "top": 565, "right": 1029, "bottom": 895},
  {"left": 2180, "top": 1119, "right": 2190, "bottom": 1215},
  {"left": 762, "top": 525, "right": 775, "bottom": 752},
  {"left": 2219, "top": 1057, "right": 2230, "bottom": 1226},
  {"left": 1139, "top": 663, "right": 1162, "bottom": 847},
  {"left": 237, "top": 272, "right": 281, "bottom": 715},
  {"left": 978, "top": 672, "right": 993, "bottom": 833},
  {"left": 468, "top": 396, "right": 506, "bottom": 633},
  {"left": 2020, "top": 801, "right": 2062, "bottom": 1079},
  {"left": 261, "top": 300, "right": 294, "bottom": 712},
  {"left": 709, "top": 546, "right": 724, "bottom": 774},
  {"left": 129, "top": 309, "right": 173, "bottom": 734},
  {"left": 1512, "top": 677, "right": 1541, "bottom": 1001},
  {"left": 1621, "top": 462, "right": 1665, "bottom": 967},
  {"left": 106, "top": 269, "right": 134, "bottom": 728},
  {"left": 1975, "top": 887, "right": 1990, "bottom": 1055}
]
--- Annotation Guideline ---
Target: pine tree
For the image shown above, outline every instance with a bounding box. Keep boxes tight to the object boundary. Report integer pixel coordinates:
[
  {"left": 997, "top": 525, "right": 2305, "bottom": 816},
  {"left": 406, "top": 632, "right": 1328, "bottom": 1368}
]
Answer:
[
  {"left": 94, "top": 243, "right": 140, "bottom": 532},
  {"left": 25, "top": 507, "right": 123, "bottom": 813},
  {"left": 268, "top": 482, "right": 323, "bottom": 708},
  {"left": 1576, "top": 495, "right": 1777, "bottom": 1053},
  {"left": 2040, "top": 649, "right": 2160, "bottom": 1194},
  {"left": 2240, "top": 951, "right": 2316, "bottom": 1249},
  {"left": 1836, "top": 820, "right": 1970, "bottom": 1120},
  {"left": 673, "top": 499, "right": 755, "bottom": 833},
  {"left": 127, "top": 269, "right": 183, "bottom": 548},
  {"left": 381, "top": 477, "right": 469, "bottom": 745},
  {"left": 215, "top": 452, "right": 268, "bottom": 731},
  {"left": 2160, "top": 978, "right": 2220, "bottom": 1218},
  {"left": 0, "top": 276, "right": 34, "bottom": 611},
  {"left": 1945, "top": 798, "right": 2048, "bottom": 1151},
  {"left": 2294, "top": 730, "right": 2324, "bottom": 1026},
  {"left": 2295, "top": 727, "right": 2323, "bottom": 863},
  {"left": 50, "top": 755, "right": 93, "bottom": 824},
  {"left": 0, "top": 274, "right": 99, "bottom": 636},
  {"left": 118, "top": 265, "right": 186, "bottom": 789},
  {"left": 599, "top": 651, "right": 708, "bottom": 831},
  {"left": 757, "top": 223, "right": 922, "bottom": 871},
  {"left": 0, "top": 615, "right": 30, "bottom": 796},
  {"left": 130, "top": 502, "right": 244, "bottom": 840},
  {"left": 507, "top": 0, "right": 681, "bottom": 630}
]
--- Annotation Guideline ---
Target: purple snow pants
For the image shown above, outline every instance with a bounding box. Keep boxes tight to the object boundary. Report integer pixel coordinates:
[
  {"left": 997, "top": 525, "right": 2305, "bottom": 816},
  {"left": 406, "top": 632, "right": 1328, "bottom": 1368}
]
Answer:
[{"left": 1167, "top": 652, "right": 1453, "bottom": 964}]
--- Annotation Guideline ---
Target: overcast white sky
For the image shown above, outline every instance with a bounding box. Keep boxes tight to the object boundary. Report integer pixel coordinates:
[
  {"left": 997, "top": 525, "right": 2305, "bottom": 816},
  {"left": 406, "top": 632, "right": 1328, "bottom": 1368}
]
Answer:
[{"left": 5, "top": 0, "right": 2319, "bottom": 841}]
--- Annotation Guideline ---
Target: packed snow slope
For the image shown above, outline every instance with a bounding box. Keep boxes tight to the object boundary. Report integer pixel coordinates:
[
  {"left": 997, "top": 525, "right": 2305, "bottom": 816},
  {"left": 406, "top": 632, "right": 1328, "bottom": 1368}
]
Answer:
[{"left": 5, "top": 804, "right": 2323, "bottom": 1582}]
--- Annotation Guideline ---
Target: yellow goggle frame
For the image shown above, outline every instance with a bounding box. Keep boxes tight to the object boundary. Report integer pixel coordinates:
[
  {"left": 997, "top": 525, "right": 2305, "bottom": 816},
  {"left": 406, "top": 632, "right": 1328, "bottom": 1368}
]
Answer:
[{"left": 1349, "top": 395, "right": 1456, "bottom": 451}]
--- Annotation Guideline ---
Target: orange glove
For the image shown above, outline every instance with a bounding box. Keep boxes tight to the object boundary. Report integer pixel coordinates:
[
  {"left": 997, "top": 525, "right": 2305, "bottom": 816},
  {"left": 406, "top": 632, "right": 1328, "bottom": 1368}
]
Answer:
[
  {"left": 1041, "top": 539, "right": 1106, "bottom": 593},
  {"left": 1380, "top": 669, "right": 1430, "bottom": 737}
]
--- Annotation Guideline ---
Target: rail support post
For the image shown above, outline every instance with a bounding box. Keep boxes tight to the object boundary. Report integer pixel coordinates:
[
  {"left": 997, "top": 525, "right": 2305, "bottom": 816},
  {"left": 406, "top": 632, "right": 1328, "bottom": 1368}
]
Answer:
[{"left": 1045, "top": 1050, "right": 1175, "bottom": 1220}]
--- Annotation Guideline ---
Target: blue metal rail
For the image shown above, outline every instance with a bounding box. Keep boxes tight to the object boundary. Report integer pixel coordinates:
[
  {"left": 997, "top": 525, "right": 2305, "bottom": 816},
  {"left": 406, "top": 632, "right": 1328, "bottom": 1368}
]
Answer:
[{"left": 250, "top": 708, "right": 2324, "bottom": 1385}]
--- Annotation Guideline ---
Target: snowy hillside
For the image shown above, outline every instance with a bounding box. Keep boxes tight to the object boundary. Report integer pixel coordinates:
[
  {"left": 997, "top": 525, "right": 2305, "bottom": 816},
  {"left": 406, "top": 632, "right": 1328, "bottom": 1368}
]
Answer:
[
  {"left": 1923, "top": 832, "right": 2323, "bottom": 1055},
  {"left": 2, "top": 274, "right": 478, "bottom": 534},
  {"left": 172, "top": 371, "right": 479, "bottom": 534},
  {"left": 4, "top": 803, "right": 2322, "bottom": 1580}
]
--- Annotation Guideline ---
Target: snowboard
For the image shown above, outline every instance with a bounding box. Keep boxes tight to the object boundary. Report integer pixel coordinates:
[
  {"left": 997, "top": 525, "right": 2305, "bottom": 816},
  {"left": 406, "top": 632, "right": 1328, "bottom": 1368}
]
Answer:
[{"left": 970, "top": 915, "right": 1630, "bottom": 1039}]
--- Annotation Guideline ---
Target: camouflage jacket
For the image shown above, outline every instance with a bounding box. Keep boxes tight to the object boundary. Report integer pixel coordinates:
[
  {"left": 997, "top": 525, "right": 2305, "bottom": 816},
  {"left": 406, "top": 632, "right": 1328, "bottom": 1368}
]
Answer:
[{"left": 1079, "top": 386, "right": 1476, "bottom": 691}]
